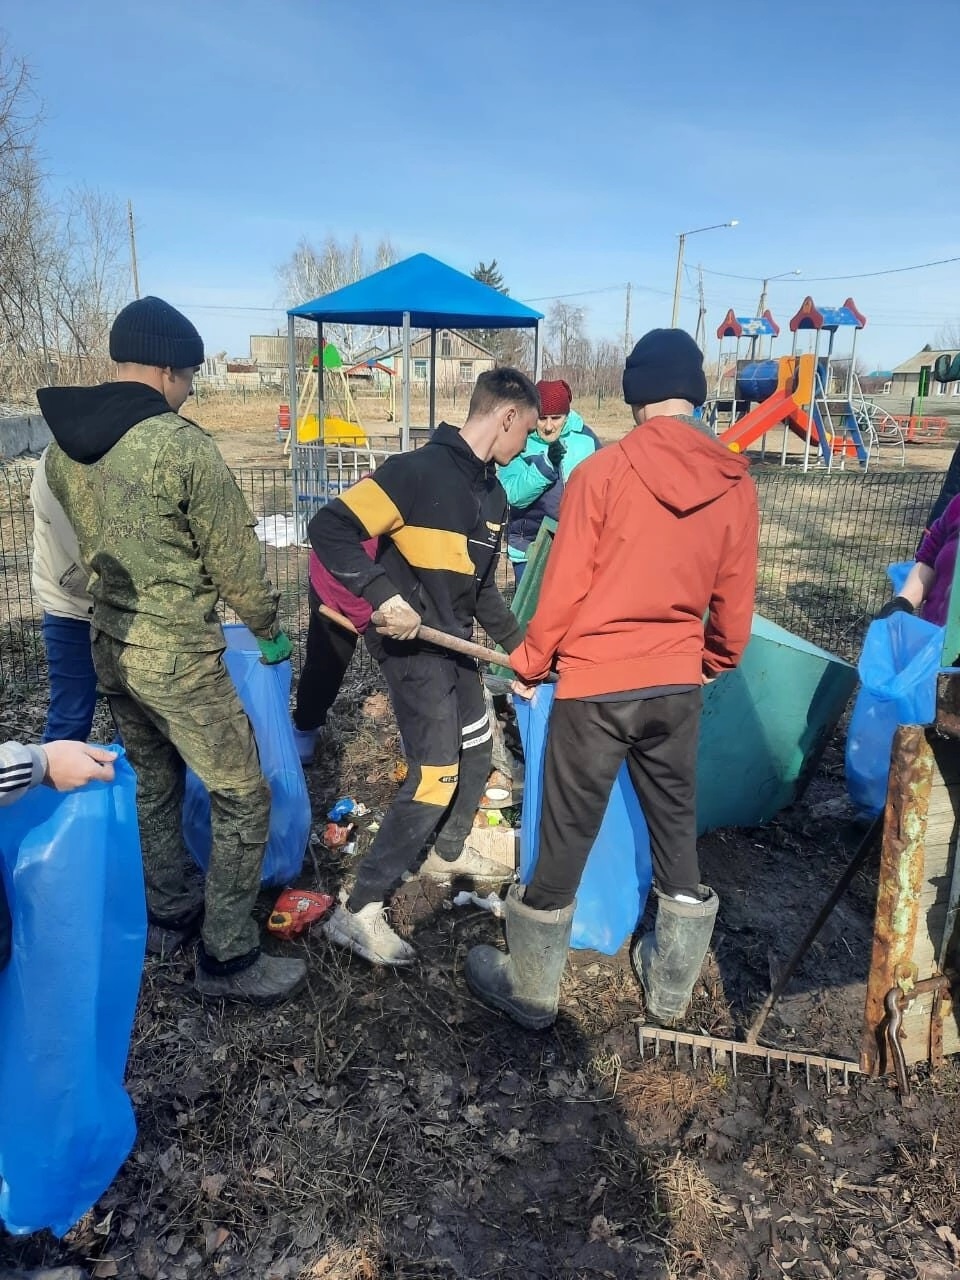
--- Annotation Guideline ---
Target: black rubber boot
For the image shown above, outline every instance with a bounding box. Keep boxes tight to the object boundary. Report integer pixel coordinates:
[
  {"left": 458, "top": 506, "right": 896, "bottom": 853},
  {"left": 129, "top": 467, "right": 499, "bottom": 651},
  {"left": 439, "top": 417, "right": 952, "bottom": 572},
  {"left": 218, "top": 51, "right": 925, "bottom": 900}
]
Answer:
[
  {"left": 632, "top": 885, "right": 719, "bottom": 1026},
  {"left": 464, "top": 884, "right": 574, "bottom": 1030}
]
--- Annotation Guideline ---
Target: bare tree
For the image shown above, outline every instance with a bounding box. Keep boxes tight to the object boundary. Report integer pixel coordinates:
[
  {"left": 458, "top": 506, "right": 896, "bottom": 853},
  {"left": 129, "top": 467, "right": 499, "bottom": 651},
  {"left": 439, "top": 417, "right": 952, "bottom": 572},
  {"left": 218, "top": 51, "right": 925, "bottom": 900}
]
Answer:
[
  {"left": 276, "top": 234, "right": 397, "bottom": 359},
  {"left": 45, "top": 186, "right": 128, "bottom": 381},
  {"left": 934, "top": 322, "right": 960, "bottom": 349},
  {"left": 0, "top": 41, "right": 48, "bottom": 398},
  {"left": 0, "top": 43, "right": 128, "bottom": 397}
]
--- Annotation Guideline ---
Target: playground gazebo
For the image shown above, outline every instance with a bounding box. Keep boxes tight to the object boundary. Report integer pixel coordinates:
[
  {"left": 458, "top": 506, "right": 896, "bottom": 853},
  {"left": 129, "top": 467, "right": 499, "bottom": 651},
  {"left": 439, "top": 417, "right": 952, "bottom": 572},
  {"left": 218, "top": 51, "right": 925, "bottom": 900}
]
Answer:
[{"left": 286, "top": 253, "right": 544, "bottom": 451}]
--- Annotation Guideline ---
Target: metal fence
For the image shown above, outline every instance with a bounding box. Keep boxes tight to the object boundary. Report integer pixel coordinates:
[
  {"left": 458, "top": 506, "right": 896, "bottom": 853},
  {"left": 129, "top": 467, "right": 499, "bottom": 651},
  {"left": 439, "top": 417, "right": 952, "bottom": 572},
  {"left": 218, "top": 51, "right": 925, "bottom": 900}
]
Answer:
[{"left": 0, "top": 463, "right": 946, "bottom": 695}]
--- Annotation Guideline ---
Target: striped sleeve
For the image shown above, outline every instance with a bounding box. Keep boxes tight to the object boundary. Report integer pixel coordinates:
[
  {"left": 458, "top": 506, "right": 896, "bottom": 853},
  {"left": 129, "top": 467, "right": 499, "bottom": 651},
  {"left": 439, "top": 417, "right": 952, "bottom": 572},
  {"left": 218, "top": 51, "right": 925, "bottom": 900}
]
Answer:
[
  {"left": 0, "top": 741, "right": 46, "bottom": 806},
  {"left": 308, "top": 465, "right": 413, "bottom": 610}
]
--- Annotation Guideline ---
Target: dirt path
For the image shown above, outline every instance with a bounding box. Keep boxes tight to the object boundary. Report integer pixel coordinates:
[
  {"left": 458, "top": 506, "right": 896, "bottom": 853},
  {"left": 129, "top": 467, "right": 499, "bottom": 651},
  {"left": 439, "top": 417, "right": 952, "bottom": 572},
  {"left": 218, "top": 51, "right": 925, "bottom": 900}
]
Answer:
[{"left": 191, "top": 390, "right": 958, "bottom": 476}]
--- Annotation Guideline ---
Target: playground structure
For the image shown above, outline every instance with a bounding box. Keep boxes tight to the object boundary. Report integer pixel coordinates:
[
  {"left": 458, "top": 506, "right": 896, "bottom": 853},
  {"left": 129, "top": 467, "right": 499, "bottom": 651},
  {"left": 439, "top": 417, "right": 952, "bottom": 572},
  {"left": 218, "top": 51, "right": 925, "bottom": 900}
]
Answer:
[
  {"left": 278, "top": 341, "right": 397, "bottom": 457},
  {"left": 706, "top": 297, "right": 906, "bottom": 470}
]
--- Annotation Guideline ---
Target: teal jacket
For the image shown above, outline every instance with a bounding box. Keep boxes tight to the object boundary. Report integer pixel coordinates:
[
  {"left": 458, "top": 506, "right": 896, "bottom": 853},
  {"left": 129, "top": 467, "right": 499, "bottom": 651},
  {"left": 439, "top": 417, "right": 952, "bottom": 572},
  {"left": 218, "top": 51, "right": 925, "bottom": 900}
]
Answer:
[{"left": 499, "top": 410, "right": 601, "bottom": 562}]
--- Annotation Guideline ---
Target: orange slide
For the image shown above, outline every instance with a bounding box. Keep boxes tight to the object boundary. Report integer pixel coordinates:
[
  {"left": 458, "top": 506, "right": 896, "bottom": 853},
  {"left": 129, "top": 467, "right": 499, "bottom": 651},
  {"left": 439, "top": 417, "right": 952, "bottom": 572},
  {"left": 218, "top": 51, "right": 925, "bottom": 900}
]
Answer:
[
  {"left": 718, "top": 355, "right": 823, "bottom": 456},
  {"left": 721, "top": 389, "right": 810, "bottom": 453}
]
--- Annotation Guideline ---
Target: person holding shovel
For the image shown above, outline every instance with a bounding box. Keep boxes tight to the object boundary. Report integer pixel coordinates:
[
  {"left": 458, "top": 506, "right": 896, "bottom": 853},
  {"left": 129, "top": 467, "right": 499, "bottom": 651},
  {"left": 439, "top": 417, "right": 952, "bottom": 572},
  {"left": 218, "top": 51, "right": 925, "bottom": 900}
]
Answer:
[
  {"left": 466, "top": 330, "right": 759, "bottom": 1030},
  {"left": 308, "top": 368, "right": 539, "bottom": 965}
]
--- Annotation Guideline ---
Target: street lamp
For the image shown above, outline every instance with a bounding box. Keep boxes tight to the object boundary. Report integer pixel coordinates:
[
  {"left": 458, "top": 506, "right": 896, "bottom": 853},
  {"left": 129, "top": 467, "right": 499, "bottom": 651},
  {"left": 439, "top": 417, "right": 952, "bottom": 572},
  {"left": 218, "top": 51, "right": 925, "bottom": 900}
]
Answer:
[
  {"left": 757, "top": 269, "right": 801, "bottom": 316},
  {"left": 670, "top": 220, "right": 738, "bottom": 328}
]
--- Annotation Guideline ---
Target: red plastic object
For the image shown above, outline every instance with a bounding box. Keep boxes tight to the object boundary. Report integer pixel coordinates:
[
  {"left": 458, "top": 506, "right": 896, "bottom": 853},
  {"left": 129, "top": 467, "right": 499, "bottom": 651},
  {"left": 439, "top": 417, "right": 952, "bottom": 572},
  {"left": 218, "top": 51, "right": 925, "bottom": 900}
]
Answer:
[
  {"left": 267, "top": 889, "right": 334, "bottom": 939},
  {"left": 322, "top": 821, "right": 356, "bottom": 849}
]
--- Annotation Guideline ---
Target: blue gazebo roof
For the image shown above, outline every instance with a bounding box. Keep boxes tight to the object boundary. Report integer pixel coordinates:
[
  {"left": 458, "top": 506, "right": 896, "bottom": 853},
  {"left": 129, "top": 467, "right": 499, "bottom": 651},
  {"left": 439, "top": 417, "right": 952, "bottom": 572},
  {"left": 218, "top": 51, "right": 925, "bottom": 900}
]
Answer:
[{"left": 287, "top": 253, "right": 543, "bottom": 330}]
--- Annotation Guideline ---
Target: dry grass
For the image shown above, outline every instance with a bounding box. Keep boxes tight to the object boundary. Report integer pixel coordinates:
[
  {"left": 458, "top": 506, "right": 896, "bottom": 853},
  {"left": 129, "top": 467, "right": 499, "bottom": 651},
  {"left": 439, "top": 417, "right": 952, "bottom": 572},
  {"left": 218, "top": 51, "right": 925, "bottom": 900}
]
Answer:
[{"left": 653, "top": 1151, "right": 734, "bottom": 1258}]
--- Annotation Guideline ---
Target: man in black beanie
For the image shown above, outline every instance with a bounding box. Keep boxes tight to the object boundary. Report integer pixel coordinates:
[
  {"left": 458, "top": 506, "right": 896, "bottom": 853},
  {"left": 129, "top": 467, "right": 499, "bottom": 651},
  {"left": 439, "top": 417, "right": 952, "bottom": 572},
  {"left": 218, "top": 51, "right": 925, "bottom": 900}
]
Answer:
[
  {"left": 37, "top": 296, "right": 306, "bottom": 1006},
  {"left": 467, "top": 328, "right": 759, "bottom": 1033}
]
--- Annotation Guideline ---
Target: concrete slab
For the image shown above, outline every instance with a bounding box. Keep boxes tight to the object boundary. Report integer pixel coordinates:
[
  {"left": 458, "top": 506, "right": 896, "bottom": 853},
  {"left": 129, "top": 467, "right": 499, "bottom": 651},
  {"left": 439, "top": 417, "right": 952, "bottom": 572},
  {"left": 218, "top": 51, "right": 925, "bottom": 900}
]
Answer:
[{"left": 0, "top": 414, "right": 51, "bottom": 459}]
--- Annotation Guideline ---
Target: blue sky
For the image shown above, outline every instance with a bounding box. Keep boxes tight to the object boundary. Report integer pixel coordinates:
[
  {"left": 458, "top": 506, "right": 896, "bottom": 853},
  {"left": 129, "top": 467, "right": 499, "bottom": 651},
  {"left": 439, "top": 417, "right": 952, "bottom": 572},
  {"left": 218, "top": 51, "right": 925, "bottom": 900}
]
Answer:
[{"left": 5, "top": 0, "right": 959, "bottom": 368}]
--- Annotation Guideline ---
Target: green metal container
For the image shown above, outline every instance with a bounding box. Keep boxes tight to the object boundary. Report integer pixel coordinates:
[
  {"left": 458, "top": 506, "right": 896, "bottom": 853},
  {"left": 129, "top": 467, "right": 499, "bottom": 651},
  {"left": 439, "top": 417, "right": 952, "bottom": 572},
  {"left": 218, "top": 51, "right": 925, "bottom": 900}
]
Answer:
[{"left": 697, "top": 615, "right": 857, "bottom": 832}]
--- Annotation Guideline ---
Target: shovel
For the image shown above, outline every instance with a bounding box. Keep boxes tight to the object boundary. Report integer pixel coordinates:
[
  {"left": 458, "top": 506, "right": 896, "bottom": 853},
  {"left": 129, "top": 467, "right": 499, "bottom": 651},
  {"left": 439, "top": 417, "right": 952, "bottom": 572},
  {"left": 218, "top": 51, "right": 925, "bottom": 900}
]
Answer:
[{"left": 368, "top": 609, "right": 541, "bottom": 675}]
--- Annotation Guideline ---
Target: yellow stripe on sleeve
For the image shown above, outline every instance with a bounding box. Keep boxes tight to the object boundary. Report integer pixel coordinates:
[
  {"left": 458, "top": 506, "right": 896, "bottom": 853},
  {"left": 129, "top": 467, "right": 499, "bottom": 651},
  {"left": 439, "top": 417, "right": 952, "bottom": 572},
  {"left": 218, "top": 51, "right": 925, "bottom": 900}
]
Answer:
[
  {"left": 394, "top": 527, "right": 474, "bottom": 575},
  {"left": 339, "top": 479, "right": 405, "bottom": 537}
]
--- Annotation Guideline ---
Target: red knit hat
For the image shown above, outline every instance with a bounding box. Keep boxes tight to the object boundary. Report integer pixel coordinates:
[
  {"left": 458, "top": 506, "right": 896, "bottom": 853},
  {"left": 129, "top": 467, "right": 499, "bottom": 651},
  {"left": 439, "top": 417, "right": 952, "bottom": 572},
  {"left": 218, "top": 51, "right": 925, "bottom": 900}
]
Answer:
[{"left": 536, "top": 379, "right": 572, "bottom": 417}]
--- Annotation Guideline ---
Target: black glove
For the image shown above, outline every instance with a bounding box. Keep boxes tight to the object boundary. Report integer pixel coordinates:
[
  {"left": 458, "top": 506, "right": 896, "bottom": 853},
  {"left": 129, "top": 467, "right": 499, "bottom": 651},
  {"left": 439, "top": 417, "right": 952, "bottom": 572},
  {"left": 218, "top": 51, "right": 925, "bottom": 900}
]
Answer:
[
  {"left": 877, "top": 595, "right": 915, "bottom": 620},
  {"left": 547, "top": 439, "right": 565, "bottom": 468}
]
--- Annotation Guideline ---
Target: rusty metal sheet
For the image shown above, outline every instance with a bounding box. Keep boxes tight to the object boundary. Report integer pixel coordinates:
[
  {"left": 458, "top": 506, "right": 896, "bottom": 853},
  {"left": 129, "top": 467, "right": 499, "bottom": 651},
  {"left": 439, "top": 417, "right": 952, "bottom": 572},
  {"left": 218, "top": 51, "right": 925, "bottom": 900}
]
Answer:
[
  {"left": 861, "top": 725, "right": 934, "bottom": 1073},
  {"left": 861, "top": 727, "right": 960, "bottom": 1074}
]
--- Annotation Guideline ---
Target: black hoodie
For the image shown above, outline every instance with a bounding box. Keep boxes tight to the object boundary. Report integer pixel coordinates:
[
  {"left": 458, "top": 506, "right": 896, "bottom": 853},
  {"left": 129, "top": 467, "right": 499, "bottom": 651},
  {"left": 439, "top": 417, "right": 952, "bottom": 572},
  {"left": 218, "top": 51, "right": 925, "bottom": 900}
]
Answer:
[
  {"left": 37, "top": 382, "right": 174, "bottom": 463},
  {"left": 308, "top": 423, "right": 521, "bottom": 652}
]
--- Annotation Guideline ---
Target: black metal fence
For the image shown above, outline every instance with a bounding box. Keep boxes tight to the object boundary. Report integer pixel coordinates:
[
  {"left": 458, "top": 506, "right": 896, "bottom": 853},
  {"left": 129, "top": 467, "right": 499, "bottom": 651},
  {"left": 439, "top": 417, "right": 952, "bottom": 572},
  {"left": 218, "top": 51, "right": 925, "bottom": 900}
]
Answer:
[{"left": 0, "top": 463, "right": 945, "bottom": 695}]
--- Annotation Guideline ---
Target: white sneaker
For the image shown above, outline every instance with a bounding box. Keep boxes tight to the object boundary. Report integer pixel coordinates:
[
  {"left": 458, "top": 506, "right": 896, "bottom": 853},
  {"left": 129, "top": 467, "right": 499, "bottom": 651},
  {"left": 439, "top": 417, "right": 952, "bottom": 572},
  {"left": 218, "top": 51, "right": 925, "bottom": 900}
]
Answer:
[
  {"left": 419, "top": 845, "right": 511, "bottom": 884},
  {"left": 323, "top": 901, "right": 416, "bottom": 966}
]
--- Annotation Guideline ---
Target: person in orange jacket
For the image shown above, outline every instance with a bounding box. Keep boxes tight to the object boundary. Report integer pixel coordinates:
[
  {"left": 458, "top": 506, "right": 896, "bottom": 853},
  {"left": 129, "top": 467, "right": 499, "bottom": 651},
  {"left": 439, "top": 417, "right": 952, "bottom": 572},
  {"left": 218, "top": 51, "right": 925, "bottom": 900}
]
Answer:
[{"left": 466, "top": 329, "right": 759, "bottom": 1031}]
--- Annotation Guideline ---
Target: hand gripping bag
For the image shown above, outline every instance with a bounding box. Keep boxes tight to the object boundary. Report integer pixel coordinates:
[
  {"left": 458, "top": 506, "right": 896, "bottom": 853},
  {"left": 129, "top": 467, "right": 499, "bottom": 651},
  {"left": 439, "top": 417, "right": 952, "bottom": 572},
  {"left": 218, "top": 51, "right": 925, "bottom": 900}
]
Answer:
[
  {"left": 515, "top": 684, "right": 652, "bottom": 954},
  {"left": 0, "top": 749, "right": 144, "bottom": 1236},
  {"left": 183, "top": 625, "right": 310, "bottom": 886},
  {"left": 845, "top": 611, "right": 944, "bottom": 815}
]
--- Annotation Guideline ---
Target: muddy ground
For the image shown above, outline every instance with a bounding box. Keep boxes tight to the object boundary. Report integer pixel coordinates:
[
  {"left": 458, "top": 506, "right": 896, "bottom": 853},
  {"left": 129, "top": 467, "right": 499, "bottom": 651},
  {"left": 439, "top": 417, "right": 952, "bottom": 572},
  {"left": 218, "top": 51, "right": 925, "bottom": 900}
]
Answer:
[{"left": 3, "top": 663, "right": 960, "bottom": 1280}]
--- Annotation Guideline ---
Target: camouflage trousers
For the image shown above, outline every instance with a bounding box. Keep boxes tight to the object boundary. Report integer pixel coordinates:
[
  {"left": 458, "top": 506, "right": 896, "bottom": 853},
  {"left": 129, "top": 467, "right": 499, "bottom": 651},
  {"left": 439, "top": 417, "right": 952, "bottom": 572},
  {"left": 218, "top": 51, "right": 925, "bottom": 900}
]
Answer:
[{"left": 93, "top": 632, "right": 270, "bottom": 962}]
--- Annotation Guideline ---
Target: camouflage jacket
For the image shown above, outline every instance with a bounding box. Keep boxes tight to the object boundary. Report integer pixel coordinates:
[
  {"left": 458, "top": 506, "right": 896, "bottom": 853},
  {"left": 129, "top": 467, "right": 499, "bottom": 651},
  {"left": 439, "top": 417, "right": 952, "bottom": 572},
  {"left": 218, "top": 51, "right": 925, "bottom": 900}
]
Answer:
[{"left": 45, "top": 412, "right": 279, "bottom": 652}]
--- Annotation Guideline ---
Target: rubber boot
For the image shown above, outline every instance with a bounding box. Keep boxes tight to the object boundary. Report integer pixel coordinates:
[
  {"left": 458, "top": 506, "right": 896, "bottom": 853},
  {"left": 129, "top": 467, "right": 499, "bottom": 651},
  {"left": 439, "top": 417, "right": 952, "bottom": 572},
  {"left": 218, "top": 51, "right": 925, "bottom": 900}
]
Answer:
[
  {"left": 632, "top": 885, "right": 719, "bottom": 1026},
  {"left": 464, "top": 884, "right": 574, "bottom": 1030}
]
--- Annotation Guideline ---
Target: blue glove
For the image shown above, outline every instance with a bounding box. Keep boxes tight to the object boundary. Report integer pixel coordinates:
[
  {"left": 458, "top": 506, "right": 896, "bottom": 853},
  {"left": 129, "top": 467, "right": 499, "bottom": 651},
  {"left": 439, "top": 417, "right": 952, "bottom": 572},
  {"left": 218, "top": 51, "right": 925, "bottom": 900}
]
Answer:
[{"left": 257, "top": 631, "right": 293, "bottom": 664}]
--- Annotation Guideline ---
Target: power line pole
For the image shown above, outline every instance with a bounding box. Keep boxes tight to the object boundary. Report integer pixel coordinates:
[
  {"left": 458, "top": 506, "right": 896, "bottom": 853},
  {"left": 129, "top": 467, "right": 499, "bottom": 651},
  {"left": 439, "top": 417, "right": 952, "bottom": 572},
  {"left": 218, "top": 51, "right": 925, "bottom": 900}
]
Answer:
[
  {"left": 694, "top": 265, "right": 706, "bottom": 349},
  {"left": 623, "top": 282, "right": 632, "bottom": 356},
  {"left": 127, "top": 200, "right": 140, "bottom": 299}
]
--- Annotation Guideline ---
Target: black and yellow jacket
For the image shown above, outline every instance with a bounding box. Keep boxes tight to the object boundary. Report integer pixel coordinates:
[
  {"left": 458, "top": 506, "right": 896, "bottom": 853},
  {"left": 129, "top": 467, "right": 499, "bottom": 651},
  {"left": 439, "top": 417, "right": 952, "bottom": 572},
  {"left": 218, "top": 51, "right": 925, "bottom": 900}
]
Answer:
[{"left": 308, "top": 424, "right": 521, "bottom": 652}]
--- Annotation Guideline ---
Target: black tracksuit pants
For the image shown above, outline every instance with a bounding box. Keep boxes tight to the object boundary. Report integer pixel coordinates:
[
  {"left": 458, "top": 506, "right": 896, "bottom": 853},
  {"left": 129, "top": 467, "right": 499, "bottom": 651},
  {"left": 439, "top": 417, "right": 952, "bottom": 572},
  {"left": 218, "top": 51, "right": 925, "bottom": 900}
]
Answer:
[
  {"left": 524, "top": 690, "right": 702, "bottom": 912},
  {"left": 293, "top": 587, "right": 359, "bottom": 730},
  {"left": 348, "top": 646, "right": 492, "bottom": 911}
]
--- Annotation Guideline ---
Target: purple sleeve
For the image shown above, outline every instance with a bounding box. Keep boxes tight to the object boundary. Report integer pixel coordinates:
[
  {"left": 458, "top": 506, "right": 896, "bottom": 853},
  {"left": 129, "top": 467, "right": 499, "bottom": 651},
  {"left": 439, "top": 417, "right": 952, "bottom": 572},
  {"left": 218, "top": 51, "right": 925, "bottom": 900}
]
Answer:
[{"left": 918, "top": 494, "right": 960, "bottom": 567}]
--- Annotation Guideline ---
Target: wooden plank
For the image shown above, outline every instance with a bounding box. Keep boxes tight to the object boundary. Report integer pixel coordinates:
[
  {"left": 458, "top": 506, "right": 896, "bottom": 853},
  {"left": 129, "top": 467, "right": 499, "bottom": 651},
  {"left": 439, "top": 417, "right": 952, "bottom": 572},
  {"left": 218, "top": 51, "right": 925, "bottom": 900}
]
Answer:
[{"left": 466, "top": 823, "right": 517, "bottom": 873}]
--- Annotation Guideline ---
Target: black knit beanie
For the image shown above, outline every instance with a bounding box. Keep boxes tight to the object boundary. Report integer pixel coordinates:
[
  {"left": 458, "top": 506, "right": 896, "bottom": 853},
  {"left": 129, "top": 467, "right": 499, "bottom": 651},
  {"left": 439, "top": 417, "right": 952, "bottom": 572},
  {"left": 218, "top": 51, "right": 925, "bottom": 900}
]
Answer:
[
  {"left": 622, "top": 328, "right": 707, "bottom": 408},
  {"left": 109, "top": 296, "right": 204, "bottom": 369}
]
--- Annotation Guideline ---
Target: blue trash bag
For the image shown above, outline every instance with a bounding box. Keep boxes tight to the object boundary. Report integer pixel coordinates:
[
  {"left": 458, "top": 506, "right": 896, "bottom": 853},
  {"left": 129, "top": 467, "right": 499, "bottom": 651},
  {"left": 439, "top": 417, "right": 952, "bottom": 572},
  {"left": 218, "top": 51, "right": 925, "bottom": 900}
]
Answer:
[
  {"left": 0, "top": 749, "right": 145, "bottom": 1237},
  {"left": 845, "top": 611, "right": 944, "bottom": 815},
  {"left": 183, "top": 625, "right": 310, "bottom": 886},
  {"left": 515, "top": 684, "right": 652, "bottom": 954},
  {"left": 887, "top": 561, "right": 915, "bottom": 594}
]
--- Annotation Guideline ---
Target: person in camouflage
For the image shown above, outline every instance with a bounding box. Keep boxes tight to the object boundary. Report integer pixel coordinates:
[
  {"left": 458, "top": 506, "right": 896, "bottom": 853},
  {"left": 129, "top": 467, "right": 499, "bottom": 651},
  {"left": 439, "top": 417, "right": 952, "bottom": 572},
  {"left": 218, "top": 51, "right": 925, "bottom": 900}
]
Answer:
[{"left": 38, "top": 296, "right": 305, "bottom": 1006}]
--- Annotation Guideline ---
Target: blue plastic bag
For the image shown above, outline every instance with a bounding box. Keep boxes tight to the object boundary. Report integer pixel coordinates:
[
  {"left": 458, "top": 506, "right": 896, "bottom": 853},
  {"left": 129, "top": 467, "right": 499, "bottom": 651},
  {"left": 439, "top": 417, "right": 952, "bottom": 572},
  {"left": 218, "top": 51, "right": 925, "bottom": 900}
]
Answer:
[
  {"left": 183, "top": 625, "right": 310, "bottom": 886},
  {"left": 845, "top": 611, "right": 944, "bottom": 815},
  {"left": 0, "top": 749, "right": 145, "bottom": 1236},
  {"left": 515, "top": 684, "right": 652, "bottom": 954},
  {"left": 887, "top": 561, "right": 914, "bottom": 594}
]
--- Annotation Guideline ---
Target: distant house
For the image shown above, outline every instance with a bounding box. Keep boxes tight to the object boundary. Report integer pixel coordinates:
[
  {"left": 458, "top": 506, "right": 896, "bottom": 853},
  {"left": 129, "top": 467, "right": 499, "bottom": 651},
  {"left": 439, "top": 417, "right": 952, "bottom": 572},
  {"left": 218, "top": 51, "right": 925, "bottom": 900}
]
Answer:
[
  {"left": 861, "top": 370, "right": 893, "bottom": 395},
  {"left": 379, "top": 330, "right": 496, "bottom": 391},
  {"left": 888, "top": 347, "right": 960, "bottom": 400},
  {"left": 249, "top": 334, "right": 315, "bottom": 371}
]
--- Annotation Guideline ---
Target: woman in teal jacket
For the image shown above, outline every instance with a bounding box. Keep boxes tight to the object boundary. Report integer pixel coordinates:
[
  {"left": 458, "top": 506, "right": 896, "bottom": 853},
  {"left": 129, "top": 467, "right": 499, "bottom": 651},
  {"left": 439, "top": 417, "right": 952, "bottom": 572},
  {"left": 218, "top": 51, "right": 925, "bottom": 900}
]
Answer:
[{"left": 499, "top": 379, "right": 601, "bottom": 582}]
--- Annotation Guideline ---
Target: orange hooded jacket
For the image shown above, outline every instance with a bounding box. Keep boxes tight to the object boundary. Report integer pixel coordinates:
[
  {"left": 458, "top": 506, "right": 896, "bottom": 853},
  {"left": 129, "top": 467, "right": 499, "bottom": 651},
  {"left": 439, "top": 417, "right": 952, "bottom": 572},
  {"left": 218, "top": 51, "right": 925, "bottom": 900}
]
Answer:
[{"left": 509, "top": 416, "right": 758, "bottom": 699}]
